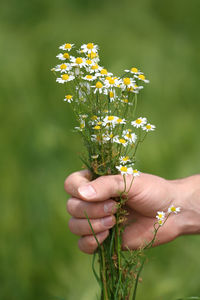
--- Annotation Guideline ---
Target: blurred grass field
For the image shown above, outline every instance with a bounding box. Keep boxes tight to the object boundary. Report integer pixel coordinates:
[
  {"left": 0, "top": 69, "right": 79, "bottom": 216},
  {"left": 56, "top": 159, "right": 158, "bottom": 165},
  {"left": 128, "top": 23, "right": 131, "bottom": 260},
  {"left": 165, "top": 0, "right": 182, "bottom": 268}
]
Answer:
[{"left": 0, "top": 0, "right": 200, "bottom": 299}]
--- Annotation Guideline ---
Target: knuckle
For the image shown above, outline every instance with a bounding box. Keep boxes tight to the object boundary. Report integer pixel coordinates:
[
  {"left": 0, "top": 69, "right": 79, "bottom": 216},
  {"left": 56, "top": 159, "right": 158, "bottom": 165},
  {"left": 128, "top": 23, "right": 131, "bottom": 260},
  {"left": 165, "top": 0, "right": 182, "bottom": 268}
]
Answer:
[
  {"left": 87, "top": 235, "right": 98, "bottom": 248},
  {"left": 64, "top": 172, "right": 76, "bottom": 192}
]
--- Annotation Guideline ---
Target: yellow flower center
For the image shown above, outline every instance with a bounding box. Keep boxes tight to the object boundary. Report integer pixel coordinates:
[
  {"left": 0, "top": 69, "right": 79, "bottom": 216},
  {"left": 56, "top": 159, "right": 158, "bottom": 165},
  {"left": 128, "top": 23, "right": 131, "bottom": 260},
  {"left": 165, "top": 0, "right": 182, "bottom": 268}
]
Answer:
[
  {"left": 60, "top": 64, "right": 67, "bottom": 70},
  {"left": 117, "top": 118, "right": 123, "bottom": 123},
  {"left": 94, "top": 125, "right": 101, "bottom": 130},
  {"left": 88, "top": 52, "right": 97, "bottom": 59},
  {"left": 158, "top": 214, "right": 163, "bottom": 218},
  {"left": 109, "top": 91, "right": 114, "bottom": 98},
  {"left": 133, "top": 169, "right": 138, "bottom": 174},
  {"left": 86, "top": 75, "right": 93, "bottom": 79},
  {"left": 62, "top": 74, "right": 69, "bottom": 80},
  {"left": 86, "top": 59, "right": 92, "bottom": 65},
  {"left": 138, "top": 74, "right": 145, "bottom": 80},
  {"left": 91, "top": 115, "right": 98, "bottom": 120},
  {"left": 123, "top": 99, "right": 129, "bottom": 103},
  {"left": 101, "top": 69, "right": 108, "bottom": 75},
  {"left": 97, "top": 121, "right": 102, "bottom": 125},
  {"left": 92, "top": 64, "right": 98, "bottom": 70},
  {"left": 80, "top": 122, "right": 85, "bottom": 129},
  {"left": 63, "top": 53, "right": 70, "bottom": 59},
  {"left": 146, "top": 125, "right": 151, "bottom": 129},
  {"left": 108, "top": 116, "right": 114, "bottom": 121},
  {"left": 136, "top": 119, "right": 142, "bottom": 124},
  {"left": 87, "top": 43, "right": 94, "bottom": 49},
  {"left": 122, "top": 156, "right": 129, "bottom": 162},
  {"left": 126, "top": 133, "right": 132, "bottom": 138},
  {"left": 171, "top": 206, "right": 176, "bottom": 212},
  {"left": 123, "top": 77, "right": 131, "bottom": 85},
  {"left": 96, "top": 81, "right": 103, "bottom": 89},
  {"left": 120, "top": 166, "right": 128, "bottom": 172},
  {"left": 65, "top": 95, "right": 72, "bottom": 100},
  {"left": 64, "top": 43, "right": 72, "bottom": 49},
  {"left": 76, "top": 57, "right": 83, "bottom": 64},
  {"left": 109, "top": 134, "right": 114, "bottom": 138},
  {"left": 131, "top": 67, "right": 138, "bottom": 73},
  {"left": 119, "top": 138, "right": 126, "bottom": 144},
  {"left": 108, "top": 78, "right": 115, "bottom": 85}
]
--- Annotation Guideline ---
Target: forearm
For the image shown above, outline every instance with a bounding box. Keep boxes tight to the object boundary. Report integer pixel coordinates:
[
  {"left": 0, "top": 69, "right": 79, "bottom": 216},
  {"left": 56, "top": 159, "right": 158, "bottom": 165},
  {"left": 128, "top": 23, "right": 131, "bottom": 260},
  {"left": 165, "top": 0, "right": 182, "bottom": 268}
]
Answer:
[{"left": 170, "top": 175, "right": 200, "bottom": 235}]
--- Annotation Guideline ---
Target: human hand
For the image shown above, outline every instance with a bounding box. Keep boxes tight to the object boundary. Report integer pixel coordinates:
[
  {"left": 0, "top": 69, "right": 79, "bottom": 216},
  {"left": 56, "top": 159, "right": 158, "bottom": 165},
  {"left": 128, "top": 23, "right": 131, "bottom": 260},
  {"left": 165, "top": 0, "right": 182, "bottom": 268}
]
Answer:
[{"left": 65, "top": 170, "right": 200, "bottom": 254}]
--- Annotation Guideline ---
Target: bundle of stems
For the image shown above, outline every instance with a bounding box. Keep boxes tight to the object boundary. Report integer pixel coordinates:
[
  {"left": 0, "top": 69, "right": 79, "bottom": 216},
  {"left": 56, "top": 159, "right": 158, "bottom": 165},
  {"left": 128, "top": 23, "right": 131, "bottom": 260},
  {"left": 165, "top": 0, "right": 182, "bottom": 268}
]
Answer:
[{"left": 52, "top": 42, "right": 158, "bottom": 299}]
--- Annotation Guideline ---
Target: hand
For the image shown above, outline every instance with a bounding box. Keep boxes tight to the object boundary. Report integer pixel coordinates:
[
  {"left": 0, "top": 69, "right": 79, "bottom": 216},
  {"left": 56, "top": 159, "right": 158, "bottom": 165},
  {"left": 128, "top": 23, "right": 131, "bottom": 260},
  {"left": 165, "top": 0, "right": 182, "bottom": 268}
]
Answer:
[{"left": 65, "top": 170, "right": 200, "bottom": 254}]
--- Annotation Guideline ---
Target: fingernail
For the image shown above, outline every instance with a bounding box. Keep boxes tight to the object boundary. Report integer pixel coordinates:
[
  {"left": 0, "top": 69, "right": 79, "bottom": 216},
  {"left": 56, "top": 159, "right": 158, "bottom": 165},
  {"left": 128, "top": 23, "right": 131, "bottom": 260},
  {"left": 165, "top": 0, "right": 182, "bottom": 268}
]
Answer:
[
  {"left": 78, "top": 185, "right": 96, "bottom": 199},
  {"left": 104, "top": 202, "right": 116, "bottom": 214},
  {"left": 101, "top": 216, "right": 114, "bottom": 228}
]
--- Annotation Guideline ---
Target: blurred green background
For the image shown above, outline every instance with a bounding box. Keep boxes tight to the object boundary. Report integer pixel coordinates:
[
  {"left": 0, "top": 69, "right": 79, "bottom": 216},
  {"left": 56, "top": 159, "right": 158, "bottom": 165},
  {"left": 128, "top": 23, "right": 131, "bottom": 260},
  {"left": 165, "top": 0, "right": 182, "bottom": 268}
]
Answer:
[{"left": 1, "top": 0, "right": 200, "bottom": 299}]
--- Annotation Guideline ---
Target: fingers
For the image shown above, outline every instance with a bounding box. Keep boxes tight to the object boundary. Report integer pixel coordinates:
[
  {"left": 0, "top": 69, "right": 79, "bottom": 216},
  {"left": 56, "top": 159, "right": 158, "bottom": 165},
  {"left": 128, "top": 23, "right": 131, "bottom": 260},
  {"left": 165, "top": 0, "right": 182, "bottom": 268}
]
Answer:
[
  {"left": 67, "top": 198, "right": 117, "bottom": 218},
  {"left": 68, "top": 215, "right": 116, "bottom": 236},
  {"left": 78, "top": 230, "right": 109, "bottom": 254},
  {"left": 65, "top": 170, "right": 135, "bottom": 202}
]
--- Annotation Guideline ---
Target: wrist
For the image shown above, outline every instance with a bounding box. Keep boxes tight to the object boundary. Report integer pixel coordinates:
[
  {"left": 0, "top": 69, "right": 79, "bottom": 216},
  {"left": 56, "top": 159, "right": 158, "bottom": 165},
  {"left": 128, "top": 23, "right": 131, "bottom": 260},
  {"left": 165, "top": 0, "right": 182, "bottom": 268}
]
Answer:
[{"left": 170, "top": 175, "right": 200, "bottom": 236}]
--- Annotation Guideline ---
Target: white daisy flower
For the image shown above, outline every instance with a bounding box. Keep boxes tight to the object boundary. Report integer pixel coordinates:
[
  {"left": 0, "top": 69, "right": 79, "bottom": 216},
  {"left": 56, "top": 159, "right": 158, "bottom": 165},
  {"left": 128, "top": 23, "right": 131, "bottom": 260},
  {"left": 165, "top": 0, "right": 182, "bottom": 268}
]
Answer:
[
  {"left": 168, "top": 205, "right": 181, "bottom": 214},
  {"left": 124, "top": 67, "right": 141, "bottom": 75},
  {"left": 104, "top": 77, "right": 120, "bottom": 89},
  {"left": 115, "top": 117, "right": 126, "bottom": 125},
  {"left": 81, "top": 43, "right": 99, "bottom": 54},
  {"left": 89, "top": 63, "right": 102, "bottom": 73},
  {"left": 96, "top": 68, "right": 113, "bottom": 77},
  {"left": 131, "top": 117, "right": 147, "bottom": 128},
  {"left": 93, "top": 81, "right": 104, "bottom": 94},
  {"left": 102, "top": 115, "right": 117, "bottom": 126},
  {"left": 116, "top": 165, "right": 133, "bottom": 175},
  {"left": 82, "top": 74, "right": 97, "bottom": 81},
  {"left": 56, "top": 74, "right": 75, "bottom": 84},
  {"left": 142, "top": 123, "right": 156, "bottom": 132},
  {"left": 132, "top": 169, "right": 140, "bottom": 177},
  {"left": 123, "top": 130, "right": 137, "bottom": 144},
  {"left": 54, "top": 63, "right": 72, "bottom": 73},
  {"left": 114, "top": 137, "right": 128, "bottom": 147},
  {"left": 120, "top": 77, "right": 136, "bottom": 90},
  {"left": 56, "top": 52, "right": 71, "bottom": 61},
  {"left": 75, "top": 120, "right": 85, "bottom": 131},
  {"left": 59, "top": 43, "right": 74, "bottom": 51},
  {"left": 156, "top": 211, "right": 165, "bottom": 220},
  {"left": 119, "top": 156, "right": 131, "bottom": 165},
  {"left": 135, "top": 74, "right": 149, "bottom": 83},
  {"left": 91, "top": 154, "right": 99, "bottom": 159},
  {"left": 64, "top": 94, "right": 73, "bottom": 103},
  {"left": 157, "top": 219, "right": 164, "bottom": 226},
  {"left": 70, "top": 56, "right": 86, "bottom": 68}
]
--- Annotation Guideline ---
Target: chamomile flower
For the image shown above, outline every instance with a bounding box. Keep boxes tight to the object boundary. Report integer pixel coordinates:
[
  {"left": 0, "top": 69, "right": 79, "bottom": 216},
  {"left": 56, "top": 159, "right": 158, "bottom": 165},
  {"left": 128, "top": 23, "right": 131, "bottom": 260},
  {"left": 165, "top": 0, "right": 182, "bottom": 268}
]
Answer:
[
  {"left": 125, "top": 67, "right": 141, "bottom": 75},
  {"left": 116, "top": 165, "right": 133, "bottom": 175},
  {"left": 89, "top": 63, "right": 102, "bottom": 73},
  {"left": 102, "top": 115, "right": 117, "bottom": 126},
  {"left": 142, "top": 123, "right": 156, "bottom": 132},
  {"left": 64, "top": 95, "right": 73, "bottom": 103},
  {"left": 56, "top": 74, "right": 75, "bottom": 84},
  {"left": 135, "top": 74, "right": 149, "bottom": 83},
  {"left": 119, "top": 156, "right": 131, "bottom": 165},
  {"left": 93, "top": 81, "right": 104, "bottom": 94},
  {"left": 59, "top": 43, "right": 74, "bottom": 51},
  {"left": 91, "top": 154, "right": 99, "bottom": 159},
  {"left": 114, "top": 137, "right": 128, "bottom": 147},
  {"left": 81, "top": 43, "right": 99, "bottom": 54},
  {"left": 82, "top": 74, "right": 97, "bottom": 81},
  {"left": 121, "top": 77, "right": 135, "bottom": 90},
  {"left": 54, "top": 63, "right": 72, "bottom": 73},
  {"left": 75, "top": 120, "right": 85, "bottom": 131},
  {"left": 56, "top": 52, "right": 71, "bottom": 61},
  {"left": 123, "top": 130, "right": 137, "bottom": 144},
  {"left": 131, "top": 117, "right": 147, "bottom": 128},
  {"left": 156, "top": 211, "right": 165, "bottom": 220},
  {"left": 168, "top": 205, "right": 181, "bottom": 214},
  {"left": 104, "top": 77, "right": 120, "bottom": 89},
  {"left": 116, "top": 117, "right": 126, "bottom": 125},
  {"left": 132, "top": 169, "right": 140, "bottom": 177},
  {"left": 96, "top": 68, "right": 113, "bottom": 77},
  {"left": 70, "top": 57, "right": 86, "bottom": 68},
  {"left": 157, "top": 219, "right": 164, "bottom": 226}
]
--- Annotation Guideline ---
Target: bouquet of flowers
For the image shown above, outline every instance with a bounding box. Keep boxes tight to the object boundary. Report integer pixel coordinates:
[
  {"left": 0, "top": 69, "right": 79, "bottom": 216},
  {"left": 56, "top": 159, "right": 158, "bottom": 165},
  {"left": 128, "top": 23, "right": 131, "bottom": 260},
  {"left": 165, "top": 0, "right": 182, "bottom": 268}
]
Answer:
[{"left": 52, "top": 42, "right": 180, "bottom": 300}]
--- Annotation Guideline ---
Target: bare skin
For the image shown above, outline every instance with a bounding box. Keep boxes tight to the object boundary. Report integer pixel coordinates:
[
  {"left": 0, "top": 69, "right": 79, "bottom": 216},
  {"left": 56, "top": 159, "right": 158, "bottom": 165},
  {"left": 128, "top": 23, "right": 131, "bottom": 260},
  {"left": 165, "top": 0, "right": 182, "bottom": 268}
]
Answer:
[{"left": 65, "top": 170, "right": 200, "bottom": 254}]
